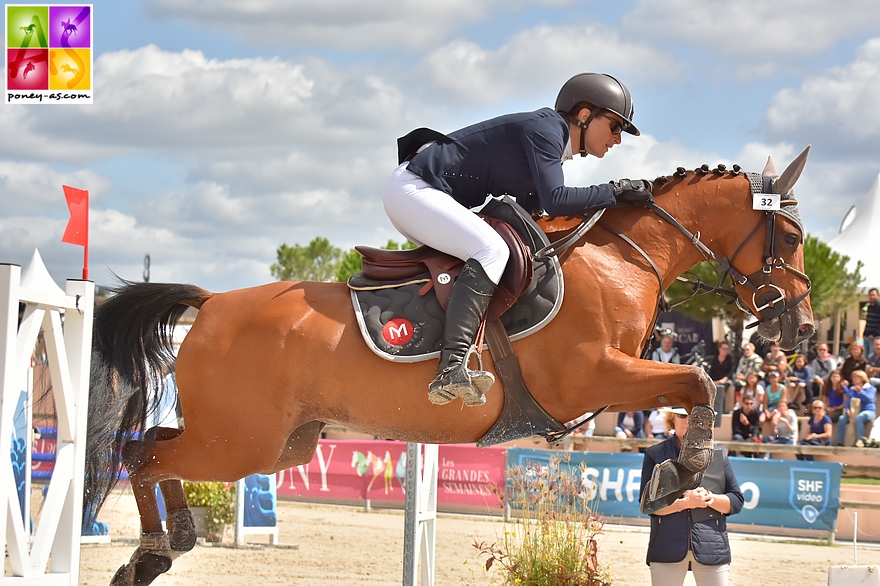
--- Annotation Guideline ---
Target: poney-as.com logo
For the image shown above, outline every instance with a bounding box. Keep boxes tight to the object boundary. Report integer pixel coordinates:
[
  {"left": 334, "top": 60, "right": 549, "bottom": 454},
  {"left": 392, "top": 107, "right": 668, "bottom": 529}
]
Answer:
[{"left": 5, "top": 4, "right": 92, "bottom": 104}]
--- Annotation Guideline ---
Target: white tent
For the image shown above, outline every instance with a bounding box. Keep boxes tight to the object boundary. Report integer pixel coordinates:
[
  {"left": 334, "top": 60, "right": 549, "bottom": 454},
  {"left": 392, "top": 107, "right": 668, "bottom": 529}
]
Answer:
[{"left": 828, "top": 173, "right": 880, "bottom": 290}]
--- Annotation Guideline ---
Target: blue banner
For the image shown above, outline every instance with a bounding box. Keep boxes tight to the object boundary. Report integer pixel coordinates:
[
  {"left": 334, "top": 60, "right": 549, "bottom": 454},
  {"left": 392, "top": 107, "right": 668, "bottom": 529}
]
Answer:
[{"left": 505, "top": 449, "right": 842, "bottom": 532}]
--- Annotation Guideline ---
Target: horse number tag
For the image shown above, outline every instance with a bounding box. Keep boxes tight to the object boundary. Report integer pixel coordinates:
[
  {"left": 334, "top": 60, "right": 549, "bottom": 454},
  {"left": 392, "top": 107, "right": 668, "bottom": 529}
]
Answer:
[{"left": 753, "top": 194, "right": 780, "bottom": 211}]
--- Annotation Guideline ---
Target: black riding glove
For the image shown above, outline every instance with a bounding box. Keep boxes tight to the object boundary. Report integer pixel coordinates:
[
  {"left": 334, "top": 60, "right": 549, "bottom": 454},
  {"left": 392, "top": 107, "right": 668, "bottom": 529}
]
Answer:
[{"left": 611, "top": 179, "right": 654, "bottom": 206}]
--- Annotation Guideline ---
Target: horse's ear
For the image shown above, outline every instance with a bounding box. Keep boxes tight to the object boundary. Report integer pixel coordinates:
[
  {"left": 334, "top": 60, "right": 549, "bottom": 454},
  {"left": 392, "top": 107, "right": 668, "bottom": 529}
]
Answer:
[
  {"left": 762, "top": 156, "right": 779, "bottom": 177},
  {"left": 774, "top": 145, "right": 812, "bottom": 196}
]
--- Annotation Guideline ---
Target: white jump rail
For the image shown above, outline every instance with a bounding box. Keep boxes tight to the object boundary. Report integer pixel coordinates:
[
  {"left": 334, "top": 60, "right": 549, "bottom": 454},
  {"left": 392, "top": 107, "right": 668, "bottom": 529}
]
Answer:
[
  {"left": 0, "top": 259, "right": 94, "bottom": 584},
  {"left": 402, "top": 442, "right": 438, "bottom": 586}
]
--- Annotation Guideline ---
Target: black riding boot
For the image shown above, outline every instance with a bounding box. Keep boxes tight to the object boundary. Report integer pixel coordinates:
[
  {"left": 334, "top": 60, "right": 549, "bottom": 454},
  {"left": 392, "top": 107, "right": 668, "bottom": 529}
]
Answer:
[{"left": 428, "top": 259, "right": 496, "bottom": 407}]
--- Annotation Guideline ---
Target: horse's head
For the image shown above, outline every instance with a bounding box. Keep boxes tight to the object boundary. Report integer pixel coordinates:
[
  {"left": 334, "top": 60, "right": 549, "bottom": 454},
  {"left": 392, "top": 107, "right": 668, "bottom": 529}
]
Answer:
[
  {"left": 649, "top": 147, "right": 815, "bottom": 351},
  {"left": 723, "top": 147, "right": 815, "bottom": 350}
]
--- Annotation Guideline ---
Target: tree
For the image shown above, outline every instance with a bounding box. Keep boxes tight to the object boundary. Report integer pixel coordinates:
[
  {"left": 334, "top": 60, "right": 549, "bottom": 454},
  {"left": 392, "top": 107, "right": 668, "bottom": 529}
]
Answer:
[
  {"left": 665, "top": 234, "right": 863, "bottom": 353},
  {"left": 665, "top": 261, "right": 746, "bottom": 355},
  {"left": 270, "top": 237, "right": 342, "bottom": 282},
  {"left": 335, "top": 248, "right": 364, "bottom": 283},
  {"left": 273, "top": 237, "right": 419, "bottom": 283},
  {"left": 802, "top": 234, "right": 863, "bottom": 321},
  {"left": 334, "top": 238, "right": 418, "bottom": 283}
]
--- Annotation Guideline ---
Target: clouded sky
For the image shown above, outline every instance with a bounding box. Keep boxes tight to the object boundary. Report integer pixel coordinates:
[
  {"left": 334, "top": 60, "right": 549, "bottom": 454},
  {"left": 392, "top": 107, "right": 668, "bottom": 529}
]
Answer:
[{"left": 3, "top": 0, "right": 880, "bottom": 292}]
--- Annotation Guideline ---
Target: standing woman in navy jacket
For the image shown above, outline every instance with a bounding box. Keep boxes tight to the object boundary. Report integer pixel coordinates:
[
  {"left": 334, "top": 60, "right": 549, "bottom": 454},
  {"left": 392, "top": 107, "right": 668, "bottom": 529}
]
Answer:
[
  {"left": 639, "top": 407, "right": 744, "bottom": 585},
  {"left": 384, "top": 73, "right": 653, "bottom": 407}
]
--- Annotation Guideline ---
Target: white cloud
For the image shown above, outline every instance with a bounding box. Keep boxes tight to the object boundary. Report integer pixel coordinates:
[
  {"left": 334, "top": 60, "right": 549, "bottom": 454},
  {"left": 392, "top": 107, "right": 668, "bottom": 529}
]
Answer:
[
  {"left": 0, "top": 161, "right": 112, "bottom": 215},
  {"left": 765, "top": 39, "right": 880, "bottom": 158},
  {"left": 414, "top": 24, "right": 679, "bottom": 106},
  {"left": 624, "top": 0, "right": 880, "bottom": 60},
  {"left": 143, "top": 0, "right": 498, "bottom": 50},
  {"left": 1, "top": 46, "right": 411, "bottom": 164},
  {"left": 562, "top": 133, "right": 718, "bottom": 188}
]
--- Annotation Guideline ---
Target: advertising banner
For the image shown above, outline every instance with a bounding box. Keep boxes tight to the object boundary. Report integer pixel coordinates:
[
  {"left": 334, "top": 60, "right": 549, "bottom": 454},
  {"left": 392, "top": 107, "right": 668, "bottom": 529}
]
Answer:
[
  {"left": 275, "top": 440, "right": 504, "bottom": 511},
  {"left": 506, "top": 448, "right": 842, "bottom": 532}
]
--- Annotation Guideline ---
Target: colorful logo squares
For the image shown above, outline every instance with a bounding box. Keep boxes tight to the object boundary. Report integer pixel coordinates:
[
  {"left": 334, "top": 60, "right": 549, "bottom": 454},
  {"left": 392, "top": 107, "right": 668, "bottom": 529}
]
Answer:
[{"left": 5, "top": 5, "right": 93, "bottom": 104}]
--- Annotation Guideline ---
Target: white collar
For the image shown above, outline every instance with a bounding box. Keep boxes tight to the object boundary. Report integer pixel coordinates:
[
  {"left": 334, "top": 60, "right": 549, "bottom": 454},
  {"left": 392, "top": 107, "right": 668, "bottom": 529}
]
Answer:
[{"left": 561, "top": 137, "right": 573, "bottom": 162}]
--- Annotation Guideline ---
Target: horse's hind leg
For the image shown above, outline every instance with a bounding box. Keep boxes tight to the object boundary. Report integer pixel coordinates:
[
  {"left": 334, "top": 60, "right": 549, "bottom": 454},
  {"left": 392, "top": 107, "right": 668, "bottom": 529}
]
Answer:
[
  {"left": 111, "top": 427, "right": 188, "bottom": 586},
  {"left": 161, "top": 479, "right": 197, "bottom": 553}
]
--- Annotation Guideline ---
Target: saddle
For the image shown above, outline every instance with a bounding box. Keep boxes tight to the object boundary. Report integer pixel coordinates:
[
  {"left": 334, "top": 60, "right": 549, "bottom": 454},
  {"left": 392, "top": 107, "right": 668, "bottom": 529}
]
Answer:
[{"left": 354, "top": 214, "right": 533, "bottom": 322}]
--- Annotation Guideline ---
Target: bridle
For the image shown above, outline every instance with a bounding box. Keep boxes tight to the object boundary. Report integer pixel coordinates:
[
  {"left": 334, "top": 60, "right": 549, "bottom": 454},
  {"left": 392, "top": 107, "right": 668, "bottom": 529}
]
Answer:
[
  {"left": 645, "top": 171, "right": 812, "bottom": 330},
  {"left": 537, "top": 169, "right": 812, "bottom": 329}
]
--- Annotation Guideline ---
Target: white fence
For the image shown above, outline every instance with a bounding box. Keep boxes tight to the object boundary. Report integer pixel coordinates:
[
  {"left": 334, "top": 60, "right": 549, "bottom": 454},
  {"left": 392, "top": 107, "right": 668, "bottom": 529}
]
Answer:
[{"left": 0, "top": 255, "right": 94, "bottom": 584}]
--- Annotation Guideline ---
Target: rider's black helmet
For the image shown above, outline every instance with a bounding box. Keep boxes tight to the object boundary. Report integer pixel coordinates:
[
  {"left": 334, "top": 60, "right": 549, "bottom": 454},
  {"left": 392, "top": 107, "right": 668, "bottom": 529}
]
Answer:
[{"left": 555, "top": 73, "right": 640, "bottom": 136}]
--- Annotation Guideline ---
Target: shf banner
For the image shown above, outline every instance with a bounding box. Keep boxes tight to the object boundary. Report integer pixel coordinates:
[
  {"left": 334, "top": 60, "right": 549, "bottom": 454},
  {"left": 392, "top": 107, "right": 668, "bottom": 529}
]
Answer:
[
  {"left": 506, "top": 449, "right": 842, "bottom": 532},
  {"left": 275, "top": 440, "right": 505, "bottom": 511}
]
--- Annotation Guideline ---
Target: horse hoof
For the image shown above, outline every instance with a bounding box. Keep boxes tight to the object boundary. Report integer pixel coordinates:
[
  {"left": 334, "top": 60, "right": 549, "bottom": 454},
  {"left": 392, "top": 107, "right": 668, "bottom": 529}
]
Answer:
[
  {"left": 640, "top": 459, "right": 705, "bottom": 515},
  {"left": 680, "top": 446, "right": 713, "bottom": 472},
  {"left": 109, "top": 553, "right": 171, "bottom": 586},
  {"left": 110, "top": 562, "right": 135, "bottom": 586},
  {"left": 167, "top": 508, "right": 197, "bottom": 552}
]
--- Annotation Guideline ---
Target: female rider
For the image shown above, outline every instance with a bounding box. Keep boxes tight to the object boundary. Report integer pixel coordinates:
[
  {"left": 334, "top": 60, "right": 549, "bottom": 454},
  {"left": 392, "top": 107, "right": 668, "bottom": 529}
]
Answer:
[{"left": 384, "top": 73, "right": 653, "bottom": 407}]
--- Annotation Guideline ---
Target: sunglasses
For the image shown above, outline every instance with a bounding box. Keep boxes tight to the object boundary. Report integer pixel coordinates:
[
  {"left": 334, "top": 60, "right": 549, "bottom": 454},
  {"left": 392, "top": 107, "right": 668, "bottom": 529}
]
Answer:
[
  {"left": 597, "top": 113, "right": 623, "bottom": 135},
  {"left": 675, "top": 413, "right": 688, "bottom": 419}
]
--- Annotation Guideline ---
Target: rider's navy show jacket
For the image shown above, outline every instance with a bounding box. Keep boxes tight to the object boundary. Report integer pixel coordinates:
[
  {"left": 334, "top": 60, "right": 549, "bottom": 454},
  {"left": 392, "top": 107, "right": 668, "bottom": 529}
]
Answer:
[{"left": 406, "top": 108, "right": 616, "bottom": 216}]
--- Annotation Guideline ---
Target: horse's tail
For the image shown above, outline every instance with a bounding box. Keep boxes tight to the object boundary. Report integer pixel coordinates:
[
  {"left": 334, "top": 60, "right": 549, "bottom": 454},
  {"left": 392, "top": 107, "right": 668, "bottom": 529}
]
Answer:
[{"left": 83, "top": 281, "right": 212, "bottom": 529}]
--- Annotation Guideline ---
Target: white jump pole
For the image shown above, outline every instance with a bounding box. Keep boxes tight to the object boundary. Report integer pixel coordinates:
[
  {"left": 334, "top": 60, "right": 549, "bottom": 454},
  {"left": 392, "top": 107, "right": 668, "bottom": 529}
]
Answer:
[
  {"left": 402, "top": 442, "right": 438, "bottom": 586},
  {"left": 0, "top": 257, "right": 94, "bottom": 584}
]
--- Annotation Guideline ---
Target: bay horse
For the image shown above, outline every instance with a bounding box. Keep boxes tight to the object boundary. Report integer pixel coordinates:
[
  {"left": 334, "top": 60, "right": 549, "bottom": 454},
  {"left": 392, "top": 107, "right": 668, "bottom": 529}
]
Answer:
[{"left": 86, "top": 149, "right": 814, "bottom": 585}]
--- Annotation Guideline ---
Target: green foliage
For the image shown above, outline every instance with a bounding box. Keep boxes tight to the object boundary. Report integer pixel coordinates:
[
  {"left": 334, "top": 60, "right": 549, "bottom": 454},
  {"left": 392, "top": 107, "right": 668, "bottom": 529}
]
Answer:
[
  {"left": 273, "top": 236, "right": 419, "bottom": 283},
  {"left": 383, "top": 238, "right": 418, "bottom": 251},
  {"left": 473, "top": 457, "right": 611, "bottom": 586},
  {"left": 270, "top": 237, "right": 342, "bottom": 282},
  {"left": 802, "top": 234, "right": 863, "bottom": 321},
  {"left": 335, "top": 248, "right": 364, "bottom": 283},
  {"left": 665, "top": 234, "right": 864, "bottom": 345},
  {"left": 665, "top": 261, "right": 736, "bottom": 324},
  {"left": 183, "top": 481, "right": 235, "bottom": 538}
]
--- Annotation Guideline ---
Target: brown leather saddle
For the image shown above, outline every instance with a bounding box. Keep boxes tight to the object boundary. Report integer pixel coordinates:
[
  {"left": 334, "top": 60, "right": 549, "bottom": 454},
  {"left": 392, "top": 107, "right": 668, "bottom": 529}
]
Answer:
[{"left": 355, "top": 214, "right": 534, "bottom": 322}]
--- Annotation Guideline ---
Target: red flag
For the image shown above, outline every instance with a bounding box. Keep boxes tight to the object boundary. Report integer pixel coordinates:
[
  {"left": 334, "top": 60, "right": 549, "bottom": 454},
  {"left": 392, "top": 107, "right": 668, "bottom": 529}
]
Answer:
[{"left": 61, "top": 185, "right": 88, "bottom": 246}]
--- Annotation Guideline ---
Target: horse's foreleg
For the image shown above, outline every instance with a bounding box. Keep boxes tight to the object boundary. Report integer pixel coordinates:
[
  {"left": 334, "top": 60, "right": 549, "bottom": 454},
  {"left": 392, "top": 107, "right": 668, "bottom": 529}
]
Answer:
[
  {"left": 111, "top": 427, "right": 188, "bottom": 586},
  {"left": 596, "top": 350, "right": 716, "bottom": 514}
]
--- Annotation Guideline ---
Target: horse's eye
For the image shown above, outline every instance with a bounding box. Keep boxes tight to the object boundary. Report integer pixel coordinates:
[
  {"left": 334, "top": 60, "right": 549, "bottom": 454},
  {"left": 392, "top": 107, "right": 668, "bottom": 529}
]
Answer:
[{"left": 784, "top": 234, "right": 798, "bottom": 246}]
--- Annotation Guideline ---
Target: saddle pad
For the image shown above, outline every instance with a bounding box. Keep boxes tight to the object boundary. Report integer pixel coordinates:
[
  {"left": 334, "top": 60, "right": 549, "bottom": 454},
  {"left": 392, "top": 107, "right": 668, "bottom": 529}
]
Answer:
[{"left": 351, "top": 197, "right": 563, "bottom": 362}]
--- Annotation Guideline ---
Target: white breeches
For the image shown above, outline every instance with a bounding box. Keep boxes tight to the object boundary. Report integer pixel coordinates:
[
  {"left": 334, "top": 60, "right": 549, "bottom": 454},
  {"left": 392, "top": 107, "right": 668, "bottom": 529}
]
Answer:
[{"left": 383, "top": 163, "right": 509, "bottom": 285}]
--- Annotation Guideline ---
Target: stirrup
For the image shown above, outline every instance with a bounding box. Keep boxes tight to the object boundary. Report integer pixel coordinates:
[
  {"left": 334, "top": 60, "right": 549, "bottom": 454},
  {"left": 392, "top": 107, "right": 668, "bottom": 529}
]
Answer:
[{"left": 428, "top": 346, "right": 494, "bottom": 407}]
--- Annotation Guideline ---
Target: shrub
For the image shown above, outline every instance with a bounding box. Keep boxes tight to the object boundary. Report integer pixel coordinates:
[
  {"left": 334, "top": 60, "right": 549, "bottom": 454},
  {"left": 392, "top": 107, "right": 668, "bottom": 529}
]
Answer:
[
  {"left": 182, "top": 481, "right": 235, "bottom": 539},
  {"left": 473, "top": 456, "right": 611, "bottom": 586}
]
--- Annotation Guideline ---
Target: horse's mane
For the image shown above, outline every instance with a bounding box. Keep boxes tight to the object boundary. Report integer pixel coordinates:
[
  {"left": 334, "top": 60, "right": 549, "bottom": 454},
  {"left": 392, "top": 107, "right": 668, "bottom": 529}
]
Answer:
[{"left": 652, "top": 164, "right": 745, "bottom": 188}]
